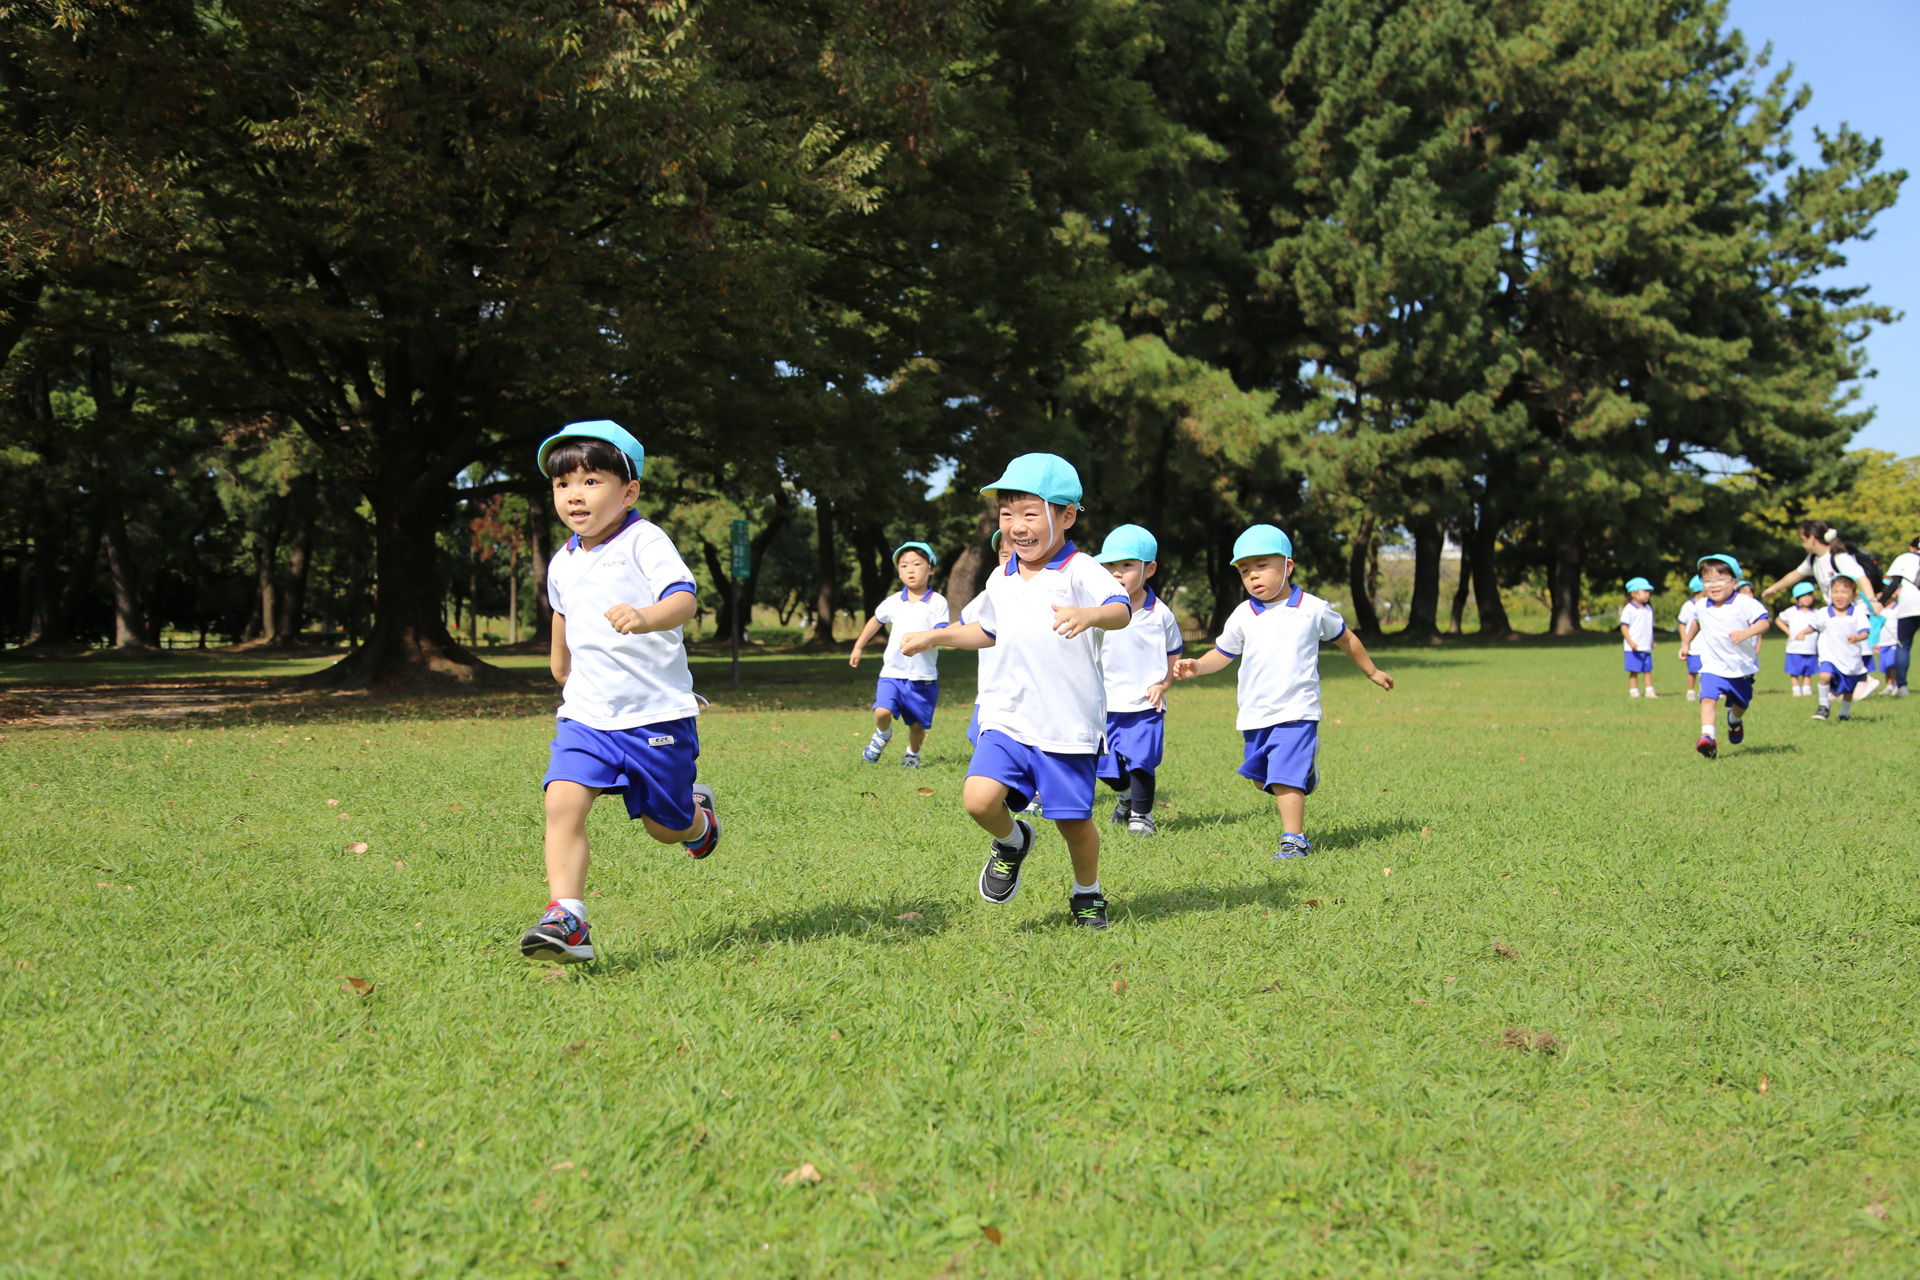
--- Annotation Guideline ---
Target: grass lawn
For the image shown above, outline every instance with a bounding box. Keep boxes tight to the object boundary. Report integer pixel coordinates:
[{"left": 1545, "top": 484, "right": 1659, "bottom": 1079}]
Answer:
[{"left": 2, "top": 639, "right": 1916, "bottom": 1276}]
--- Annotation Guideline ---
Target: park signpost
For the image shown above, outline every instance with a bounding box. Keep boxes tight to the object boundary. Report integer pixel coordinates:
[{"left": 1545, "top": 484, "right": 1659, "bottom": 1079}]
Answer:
[{"left": 731, "top": 520, "right": 749, "bottom": 688}]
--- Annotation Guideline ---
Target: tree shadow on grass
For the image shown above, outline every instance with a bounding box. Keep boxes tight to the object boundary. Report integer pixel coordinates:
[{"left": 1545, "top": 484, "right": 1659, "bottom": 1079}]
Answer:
[
  {"left": 1729, "top": 744, "right": 1799, "bottom": 757},
  {"left": 1158, "top": 808, "right": 1269, "bottom": 833},
  {"left": 1019, "top": 876, "right": 1305, "bottom": 931},
  {"left": 601, "top": 895, "right": 962, "bottom": 969}
]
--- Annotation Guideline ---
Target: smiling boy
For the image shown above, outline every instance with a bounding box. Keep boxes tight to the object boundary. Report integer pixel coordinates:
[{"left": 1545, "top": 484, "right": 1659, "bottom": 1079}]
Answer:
[
  {"left": 1678, "top": 554, "right": 1771, "bottom": 759},
  {"left": 849, "top": 541, "right": 949, "bottom": 767},
  {"left": 520, "top": 420, "right": 718, "bottom": 964},
  {"left": 1092, "top": 524, "right": 1183, "bottom": 837},
  {"left": 1173, "top": 524, "right": 1392, "bottom": 859},
  {"left": 900, "top": 454, "right": 1132, "bottom": 928}
]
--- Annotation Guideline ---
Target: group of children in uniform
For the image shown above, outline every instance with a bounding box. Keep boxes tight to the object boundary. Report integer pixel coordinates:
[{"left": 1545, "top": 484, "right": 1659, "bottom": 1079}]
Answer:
[{"left": 516, "top": 424, "right": 1393, "bottom": 960}]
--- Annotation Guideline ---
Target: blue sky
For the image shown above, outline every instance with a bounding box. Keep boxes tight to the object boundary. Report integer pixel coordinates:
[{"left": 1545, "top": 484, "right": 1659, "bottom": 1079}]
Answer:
[{"left": 1726, "top": 0, "right": 1918, "bottom": 456}]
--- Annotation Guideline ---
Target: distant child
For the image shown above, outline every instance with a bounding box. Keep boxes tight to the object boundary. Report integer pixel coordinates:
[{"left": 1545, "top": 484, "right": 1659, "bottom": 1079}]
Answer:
[
  {"left": 1676, "top": 574, "right": 1706, "bottom": 700},
  {"left": 1092, "top": 524, "right": 1183, "bottom": 837},
  {"left": 1796, "top": 573, "right": 1871, "bottom": 722},
  {"left": 1679, "top": 554, "right": 1771, "bottom": 759},
  {"left": 522, "top": 420, "right": 717, "bottom": 964},
  {"left": 901, "top": 454, "right": 1134, "bottom": 928},
  {"left": 1619, "top": 577, "right": 1657, "bottom": 697},
  {"left": 849, "top": 541, "right": 949, "bottom": 768},
  {"left": 1775, "top": 582, "right": 1820, "bottom": 696},
  {"left": 1872, "top": 611, "right": 1901, "bottom": 690},
  {"left": 1173, "top": 524, "right": 1393, "bottom": 859}
]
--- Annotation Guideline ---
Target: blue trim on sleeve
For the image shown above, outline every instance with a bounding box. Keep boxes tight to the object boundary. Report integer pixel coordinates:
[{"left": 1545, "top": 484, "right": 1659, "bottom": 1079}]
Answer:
[
  {"left": 979, "top": 625, "right": 997, "bottom": 639},
  {"left": 1328, "top": 621, "right": 1347, "bottom": 640},
  {"left": 1213, "top": 647, "right": 1239, "bottom": 660},
  {"left": 660, "top": 582, "right": 697, "bottom": 600},
  {"left": 934, "top": 621, "right": 950, "bottom": 629},
  {"left": 1168, "top": 641, "right": 1185, "bottom": 655},
  {"left": 1101, "top": 593, "right": 1133, "bottom": 613}
]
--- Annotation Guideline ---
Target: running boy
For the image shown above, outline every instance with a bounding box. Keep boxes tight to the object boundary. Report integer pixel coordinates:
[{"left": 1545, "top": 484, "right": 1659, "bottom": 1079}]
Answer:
[
  {"left": 1676, "top": 574, "right": 1705, "bottom": 700},
  {"left": 1679, "top": 554, "right": 1770, "bottom": 759},
  {"left": 1620, "top": 577, "right": 1657, "bottom": 697},
  {"left": 1172, "top": 524, "right": 1393, "bottom": 859},
  {"left": 899, "top": 454, "right": 1133, "bottom": 928},
  {"left": 1795, "top": 573, "right": 1871, "bottom": 722},
  {"left": 522, "top": 420, "right": 718, "bottom": 964},
  {"left": 1775, "top": 582, "right": 1820, "bottom": 696},
  {"left": 849, "top": 541, "right": 949, "bottom": 768},
  {"left": 1093, "top": 524, "right": 1183, "bottom": 837}
]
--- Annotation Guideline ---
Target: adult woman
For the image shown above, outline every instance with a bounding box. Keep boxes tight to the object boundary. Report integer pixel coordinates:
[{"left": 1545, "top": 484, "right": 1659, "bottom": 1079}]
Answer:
[
  {"left": 1761, "top": 521, "right": 1882, "bottom": 698},
  {"left": 1883, "top": 534, "right": 1919, "bottom": 696}
]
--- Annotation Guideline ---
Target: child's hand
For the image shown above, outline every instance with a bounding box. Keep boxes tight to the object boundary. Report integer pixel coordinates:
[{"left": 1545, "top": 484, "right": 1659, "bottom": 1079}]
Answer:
[
  {"left": 1368, "top": 668, "right": 1395, "bottom": 692},
  {"left": 1145, "top": 681, "right": 1170, "bottom": 711},
  {"left": 1173, "top": 658, "right": 1199, "bottom": 680},
  {"left": 1052, "top": 605, "right": 1097, "bottom": 639},
  {"left": 605, "top": 603, "right": 647, "bottom": 634},
  {"left": 848, "top": 647, "right": 864, "bottom": 668},
  {"left": 898, "top": 630, "right": 933, "bottom": 657}
]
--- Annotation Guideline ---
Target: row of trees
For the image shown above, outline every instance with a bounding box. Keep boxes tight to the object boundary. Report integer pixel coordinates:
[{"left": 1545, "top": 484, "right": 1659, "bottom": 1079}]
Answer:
[{"left": 0, "top": 0, "right": 1901, "bottom": 682}]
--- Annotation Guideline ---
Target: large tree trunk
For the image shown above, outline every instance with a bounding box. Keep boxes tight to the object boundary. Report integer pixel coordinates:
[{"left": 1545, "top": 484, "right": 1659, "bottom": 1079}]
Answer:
[
  {"left": 1550, "top": 536, "right": 1584, "bottom": 635},
  {"left": 244, "top": 534, "right": 276, "bottom": 642},
  {"left": 1448, "top": 534, "right": 1473, "bottom": 635},
  {"left": 1403, "top": 516, "right": 1443, "bottom": 639},
  {"left": 1345, "top": 516, "right": 1383, "bottom": 635},
  {"left": 101, "top": 504, "right": 147, "bottom": 650},
  {"left": 854, "top": 519, "right": 890, "bottom": 619},
  {"left": 19, "top": 490, "right": 62, "bottom": 647},
  {"left": 274, "top": 511, "right": 313, "bottom": 642},
  {"left": 507, "top": 547, "right": 519, "bottom": 645},
  {"left": 1469, "top": 502, "right": 1512, "bottom": 637},
  {"left": 1205, "top": 529, "right": 1242, "bottom": 638},
  {"left": 943, "top": 511, "right": 998, "bottom": 617},
  {"left": 810, "top": 498, "right": 837, "bottom": 644},
  {"left": 527, "top": 505, "right": 553, "bottom": 647}
]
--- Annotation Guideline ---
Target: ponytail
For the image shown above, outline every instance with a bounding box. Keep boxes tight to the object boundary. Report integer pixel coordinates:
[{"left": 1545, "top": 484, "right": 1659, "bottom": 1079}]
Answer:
[{"left": 1799, "top": 520, "right": 1851, "bottom": 564}]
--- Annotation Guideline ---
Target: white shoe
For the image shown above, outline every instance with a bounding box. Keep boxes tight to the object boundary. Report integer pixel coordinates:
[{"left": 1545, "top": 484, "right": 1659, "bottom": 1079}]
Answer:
[
  {"left": 1645, "top": 689, "right": 1659, "bottom": 699},
  {"left": 1629, "top": 688, "right": 1641, "bottom": 698},
  {"left": 1896, "top": 686, "right": 1912, "bottom": 698},
  {"left": 1686, "top": 691, "right": 1699, "bottom": 701},
  {"left": 1856, "top": 676, "right": 1880, "bottom": 702}
]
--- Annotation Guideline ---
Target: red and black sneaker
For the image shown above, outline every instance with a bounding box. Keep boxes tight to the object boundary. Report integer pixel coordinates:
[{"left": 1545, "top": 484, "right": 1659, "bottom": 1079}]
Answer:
[
  {"left": 519, "top": 902, "right": 594, "bottom": 963},
  {"left": 1726, "top": 717, "right": 1745, "bottom": 745},
  {"left": 1695, "top": 734, "right": 1717, "bottom": 760},
  {"left": 685, "top": 784, "right": 720, "bottom": 859}
]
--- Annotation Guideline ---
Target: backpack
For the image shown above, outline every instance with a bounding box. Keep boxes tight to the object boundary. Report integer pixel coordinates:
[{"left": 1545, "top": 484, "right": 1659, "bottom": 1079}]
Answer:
[{"left": 1839, "top": 545, "right": 1885, "bottom": 595}]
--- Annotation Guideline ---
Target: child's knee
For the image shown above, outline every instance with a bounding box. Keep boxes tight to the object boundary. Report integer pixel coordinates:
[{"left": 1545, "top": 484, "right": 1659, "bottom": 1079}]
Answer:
[
  {"left": 544, "top": 781, "right": 595, "bottom": 822},
  {"left": 961, "top": 778, "right": 1006, "bottom": 821}
]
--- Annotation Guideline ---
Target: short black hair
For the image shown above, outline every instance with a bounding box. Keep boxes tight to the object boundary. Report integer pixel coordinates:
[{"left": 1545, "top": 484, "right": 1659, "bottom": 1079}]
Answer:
[{"left": 546, "top": 438, "right": 635, "bottom": 480}]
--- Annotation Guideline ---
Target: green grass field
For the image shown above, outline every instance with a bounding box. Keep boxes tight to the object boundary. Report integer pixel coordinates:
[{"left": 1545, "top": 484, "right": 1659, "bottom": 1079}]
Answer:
[{"left": 3, "top": 641, "right": 1917, "bottom": 1277}]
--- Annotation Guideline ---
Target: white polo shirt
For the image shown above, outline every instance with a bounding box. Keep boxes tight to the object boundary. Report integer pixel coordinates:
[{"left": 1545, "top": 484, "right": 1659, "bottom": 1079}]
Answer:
[
  {"left": 970, "top": 542, "right": 1132, "bottom": 754},
  {"left": 1102, "top": 589, "right": 1185, "bottom": 713},
  {"left": 1887, "top": 551, "right": 1920, "bottom": 619},
  {"left": 1781, "top": 604, "right": 1820, "bottom": 655},
  {"left": 1806, "top": 603, "right": 1870, "bottom": 674},
  {"left": 1800, "top": 548, "right": 1870, "bottom": 600},
  {"left": 1690, "top": 593, "right": 1770, "bottom": 678},
  {"left": 1618, "top": 601, "right": 1654, "bottom": 652},
  {"left": 547, "top": 512, "right": 701, "bottom": 730},
  {"left": 1213, "top": 585, "right": 1347, "bottom": 730},
  {"left": 872, "top": 587, "right": 949, "bottom": 681},
  {"left": 1676, "top": 598, "right": 1699, "bottom": 633},
  {"left": 959, "top": 592, "right": 997, "bottom": 702}
]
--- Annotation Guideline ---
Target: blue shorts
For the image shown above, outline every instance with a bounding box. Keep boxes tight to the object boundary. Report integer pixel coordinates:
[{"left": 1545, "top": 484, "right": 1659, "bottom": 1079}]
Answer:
[
  {"left": 1624, "top": 650, "right": 1652, "bottom": 674},
  {"left": 1820, "top": 662, "right": 1862, "bottom": 697},
  {"left": 874, "top": 677, "right": 938, "bottom": 729},
  {"left": 1881, "top": 646, "right": 1900, "bottom": 674},
  {"left": 968, "top": 729, "right": 1096, "bottom": 820},
  {"left": 1239, "top": 720, "right": 1320, "bottom": 794},
  {"left": 1698, "top": 674, "right": 1754, "bottom": 709},
  {"left": 543, "top": 717, "right": 700, "bottom": 829},
  {"left": 1096, "top": 709, "right": 1166, "bottom": 782},
  {"left": 1686, "top": 655, "right": 1702, "bottom": 675},
  {"left": 1785, "top": 652, "right": 1819, "bottom": 677}
]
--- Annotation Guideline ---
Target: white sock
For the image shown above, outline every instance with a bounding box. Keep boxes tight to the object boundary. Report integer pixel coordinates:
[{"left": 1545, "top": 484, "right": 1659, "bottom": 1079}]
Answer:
[
  {"left": 1818, "top": 685, "right": 1831, "bottom": 707},
  {"left": 1839, "top": 701, "right": 1852, "bottom": 719},
  {"left": 1073, "top": 880, "right": 1101, "bottom": 897},
  {"left": 1645, "top": 685, "right": 1656, "bottom": 696},
  {"left": 557, "top": 898, "right": 587, "bottom": 921},
  {"left": 873, "top": 726, "right": 892, "bottom": 740},
  {"left": 1727, "top": 709, "right": 1742, "bottom": 726},
  {"left": 1701, "top": 724, "right": 1716, "bottom": 740},
  {"left": 993, "top": 822, "right": 1024, "bottom": 850},
  {"left": 1629, "top": 687, "right": 1641, "bottom": 697}
]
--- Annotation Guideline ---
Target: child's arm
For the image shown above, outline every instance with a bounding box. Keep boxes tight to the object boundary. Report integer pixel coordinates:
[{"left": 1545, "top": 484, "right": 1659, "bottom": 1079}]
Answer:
[
  {"left": 1847, "top": 629, "right": 1871, "bottom": 644},
  {"left": 900, "top": 621, "right": 992, "bottom": 655},
  {"left": 847, "top": 615, "right": 885, "bottom": 667},
  {"left": 1731, "top": 618, "right": 1772, "bottom": 644},
  {"left": 1773, "top": 614, "right": 1795, "bottom": 637},
  {"left": 1174, "top": 648, "right": 1235, "bottom": 679},
  {"left": 1333, "top": 627, "right": 1394, "bottom": 691},
  {"left": 605, "top": 591, "right": 698, "bottom": 636},
  {"left": 1052, "top": 601, "right": 1131, "bottom": 639},
  {"left": 1619, "top": 621, "right": 1637, "bottom": 651},
  {"left": 1145, "top": 652, "right": 1178, "bottom": 711},
  {"left": 550, "top": 614, "right": 570, "bottom": 684},
  {"left": 1678, "top": 620, "right": 1696, "bottom": 656}
]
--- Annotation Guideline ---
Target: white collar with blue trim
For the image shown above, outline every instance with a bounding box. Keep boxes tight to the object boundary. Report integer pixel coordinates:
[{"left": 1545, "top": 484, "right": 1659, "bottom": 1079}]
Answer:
[
  {"left": 568, "top": 508, "right": 640, "bottom": 554},
  {"left": 1006, "top": 540, "right": 1079, "bottom": 574},
  {"left": 900, "top": 586, "right": 935, "bottom": 603},
  {"left": 1247, "top": 585, "right": 1302, "bottom": 615}
]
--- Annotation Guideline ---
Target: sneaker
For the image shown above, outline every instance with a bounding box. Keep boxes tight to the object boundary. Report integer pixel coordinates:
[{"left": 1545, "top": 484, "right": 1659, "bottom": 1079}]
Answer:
[
  {"left": 1686, "top": 691, "right": 1699, "bottom": 701},
  {"left": 1726, "top": 718, "right": 1744, "bottom": 745},
  {"left": 978, "top": 819, "right": 1034, "bottom": 904},
  {"left": 1646, "top": 691, "right": 1659, "bottom": 700},
  {"left": 1127, "top": 813, "right": 1157, "bottom": 837},
  {"left": 1696, "top": 735, "right": 1717, "bottom": 759},
  {"left": 1069, "top": 892, "right": 1110, "bottom": 929},
  {"left": 901, "top": 750, "right": 922, "bottom": 769},
  {"left": 519, "top": 902, "right": 594, "bottom": 963},
  {"left": 1629, "top": 688, "right": 1641, "bottom": 698},
  {"left": 1109, "top": 796, "right": 1132, "bottom": 825},
  {"left": 1275, "top": 834, "right": 1312, "bottom": 859},
  {"left": 684, "top": 784, "right": 720, "bottom": 858},
  {"left": 1896, "top": 686, "right": 1911, "bottom": 698},
  {"left": 862, "top": 729, "right": 891, "bottom": 763},
  {"left": 1857, "top": 676, "right": 1880, "bottom": 701},
  {"left": 1811, "top": 706, "right": 1829, "bottom": 722}
]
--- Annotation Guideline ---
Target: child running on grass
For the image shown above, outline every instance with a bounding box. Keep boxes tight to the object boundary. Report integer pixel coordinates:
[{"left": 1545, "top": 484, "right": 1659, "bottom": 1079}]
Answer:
[
  {"left": 958, "top": 532, "right": 1043, "bottom": 818},
  {"left": 521, "top": 420, "right": 718, "bottom": 964},
  {"left": 1620, "top": 577, "right": 1657, "bottom": 698},
  {"left": 849, "top": 541, "right": 949, "bottom": 768},
  {"left": 1172, "top": 524, "right": 1393, "bottom": 859},
  {"left": 1679, "top": 554, "right": 1770, "bottom": 760},
  {"left": 1092, "top": 524, "right": 1183, "bottom": 838},
  {"left": 1776, "top": 582, "right": 1820, "bottom": 697},
  {"left": 1677, "top": 574, "right": 1706, "bottom": 700},
  {"left": 900, "top": 454, "right": 1133, "bottom": 928},
  {"left": 1795, "top": 573, "right": 1871, "bottom": 723}
]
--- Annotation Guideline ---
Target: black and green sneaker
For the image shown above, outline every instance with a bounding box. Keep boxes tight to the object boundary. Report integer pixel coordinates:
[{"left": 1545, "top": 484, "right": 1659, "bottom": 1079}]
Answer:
[
  {"left": 1069, "top": 891, "right": 1110, "bottom": 930},
  {"left": 978, "top": 819, "right": 1034, "bottom": 904}
]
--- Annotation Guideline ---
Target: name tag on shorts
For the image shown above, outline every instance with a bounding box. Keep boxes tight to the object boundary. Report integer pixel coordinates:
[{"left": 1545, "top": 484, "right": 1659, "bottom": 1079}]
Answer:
[{"left": 647, "top": 735, "right": 675, "bottom": 747}]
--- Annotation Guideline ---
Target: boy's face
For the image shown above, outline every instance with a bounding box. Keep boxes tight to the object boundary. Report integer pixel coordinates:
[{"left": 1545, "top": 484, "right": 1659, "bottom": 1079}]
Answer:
[
  {"left": 998, "top": 496, "right": 1075, "bottom": 566},
  {"left": 1701, "top": 567, "right": 1736, "bottom": 603},
  {"left": 895, "top": 551, "right": 932, "bottom": 592},
  {"left": 552, "top": 467, "right": 640, "bottom": 540},
  {"left": 1105, "top": 558, "right": 1155, "bottom": 596},
  {"left": 1236, "top": 554, "right": 1292, "bottom": 602},
  {"left": 1830, "top": 579, "right": 1856, "bottom": 607},
  {"left": 1630, "top": 589, "right": 1652, "bottom": 605}
]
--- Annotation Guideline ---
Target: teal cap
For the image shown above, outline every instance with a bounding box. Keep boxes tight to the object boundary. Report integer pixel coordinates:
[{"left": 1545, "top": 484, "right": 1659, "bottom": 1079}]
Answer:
[
  {"left": 536, "top": 419, "right": 645, "bottom": 480},
  {"left": 892, "top": 541, "right": 937, "bottom": 567},
  {"left": 1232, "top": 524, "right": 1294, "bottom": 565},
  {"left": 1095, "top": 524, "right": 1158, "bottom": 564},
  {"left": 1624, "top": 577, "right": 1653, "bottom": 593},
  {"left": 980, "top": 453, "right": 1083, "bottom": 509},
  {"left": 1697, "top": 553, "right": 1741, "bottom": 578},
  {"left": 1688, "top": 575, "right": 1704, "bottom": 593},
  {"left": 1791, "top": 582, "right": 1815, "bottom": 599}
]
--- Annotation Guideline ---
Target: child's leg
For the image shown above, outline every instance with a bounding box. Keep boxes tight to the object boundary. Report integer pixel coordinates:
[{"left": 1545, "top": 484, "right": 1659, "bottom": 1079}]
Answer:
[
  {"left": 1127, "top": 768, "right": 1156, "bottom": 816},
  {"left": 1699, "top": 696, "right": 1718, "bottom": 734},
  {"left": 963, "top": 776, "right": 1017, "bottom": 841},
  {"left": 874, "top": 706, "right": 895, "bottom": 733},
  {"left": 543, "top": 781, "right": 598, "bottom": 901},
  {"left": 1816, "top": 672, "right": 1832, "bottom": 708},
  {"left": 640, "top": 811, "right": 704, "bottom": 844},
  {"left": 907, "top": 722, "right": 928, "bottom": 753},
  {"left": 1055, "top": 816, "right": 1101, "bottom": 888},
  {"left": 1269, "top": 783, "right": 1307, "bottom": 832}
]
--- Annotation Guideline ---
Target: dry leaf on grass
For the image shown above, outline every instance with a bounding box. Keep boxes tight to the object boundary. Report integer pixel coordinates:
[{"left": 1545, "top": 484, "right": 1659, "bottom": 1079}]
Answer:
[
  {"left": 1864, "top": 1203, "right": 1889, "bottom": 1220},
  {"left": 687, "top": 1125, "right": 708, "bottom": 1151},
  {"left": 1758, "top": 1074, "right": 1770, "bottom": 1095},
  {"left": 916, "top": 787, "right": 934, "bottom": 796},
  {"left": 565, "top": 1039, "right": 587, "bottom": 1053},
  {"left": 326, "top": 799, "right": 339, "bottom": 807},
  {"left": 1304, "top": 898, "right": 1320, "bottom": 907},
  {"left": 1112, "top": 978, "right": 1128, "bottom": 994},
  {"left": 895, "top": 911, "right": 922, "bottom": 921},
  {"left": 1421, "top": 826, "right": 1431, "bottom": 837},
  {"left": 550, "top": 1160, "right": 574, "bottom": 1171},
  {"left": 347, "top": 842, "right": 369, "bottom": 854},
  {"left": 781, "top": 1162, "right": 823, "bottom": 1186},
  {"left": 447, "top": 804, "right": 462, "bottom": 813},
  {"left": 340, "top": 976, "right": 373, "bottom": 996},
  {"left": 1382, "top": 867, "right": 1392, "bottom": 878},
  {"left": 1493, "top": 942, "right": 1521, "bottom": 959},
  {"left": 395, "top": 860, "right": 406, "bottom": 871},
  {"left": 981, "top": 1225, "right": 1003, "bottom": 1245}
]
